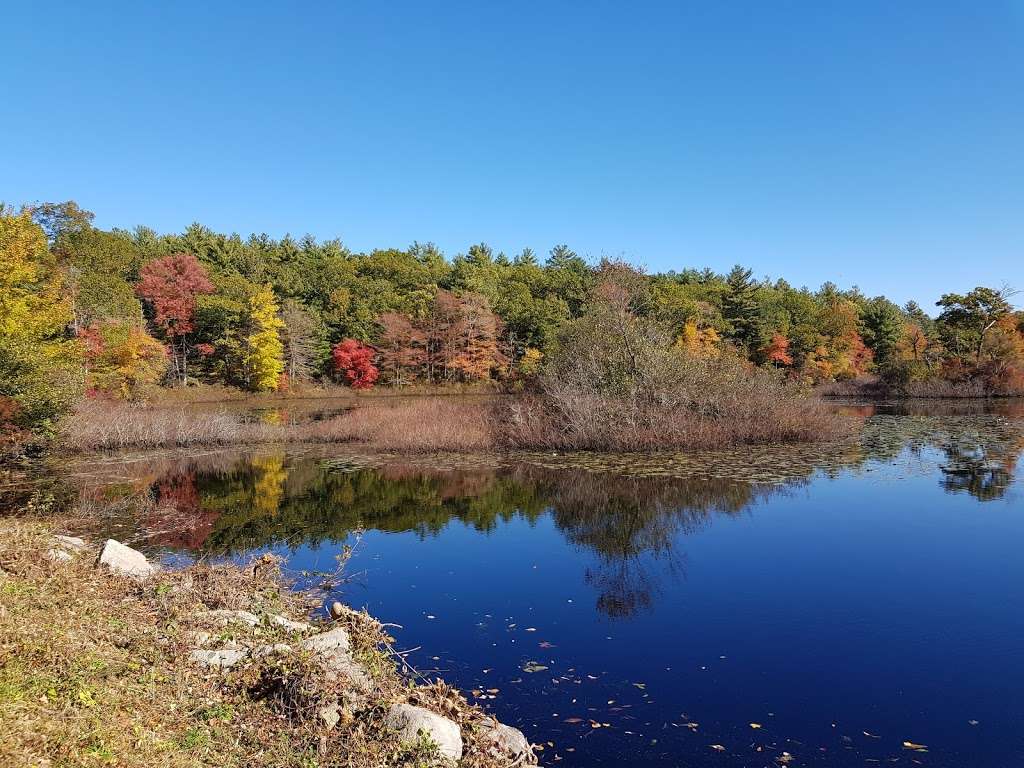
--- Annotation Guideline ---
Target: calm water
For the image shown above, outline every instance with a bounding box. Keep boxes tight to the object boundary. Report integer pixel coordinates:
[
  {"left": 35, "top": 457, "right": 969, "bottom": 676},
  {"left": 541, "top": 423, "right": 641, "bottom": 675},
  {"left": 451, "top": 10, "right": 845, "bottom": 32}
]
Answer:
[{"left": 59, "top": 401, "right": 1024, "bottom": 767}]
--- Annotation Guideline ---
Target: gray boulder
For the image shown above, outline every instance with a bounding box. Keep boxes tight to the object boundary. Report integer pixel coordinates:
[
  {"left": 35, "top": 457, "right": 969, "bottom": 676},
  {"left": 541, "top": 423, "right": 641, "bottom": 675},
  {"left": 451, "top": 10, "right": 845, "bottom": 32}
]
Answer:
[
  {"left": 190, "top": 648, "right": 248, "bottom": 669},
  {"left": 199, "top": 609, "right": 260, "bottom": 627},
  {"left": 301, "top": 626, "right": 351, "bottom": 655},
  {"left": 54, "top": 535, "right": 87, "bottom": 551},
  {"left": 97, "top": 539, "right": 157, "bottom": 580},
  {"left": 478, "top": 718, "right": 534, "bottom": 764},
  {"left": 47, "top": 535, "right": 88, "bottom": 563},
  {"left": 387, "top": 703, "right": 463, "bottom": 762},
  {"left": 300, "top": 626, "right": 371, "bottom": 693},
  {"left": 268, "top": 613, "right": 311, "bottom": 632}
]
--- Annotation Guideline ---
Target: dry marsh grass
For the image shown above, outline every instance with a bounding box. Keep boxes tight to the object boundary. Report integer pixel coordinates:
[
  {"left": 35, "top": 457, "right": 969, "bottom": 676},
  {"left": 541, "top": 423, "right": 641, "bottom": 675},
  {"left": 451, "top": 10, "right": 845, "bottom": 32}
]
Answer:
[
  {"left": 60, "top": 398, "right": 495, "bottom": 453},
  {"left": 63, "top": 383, "right": 849, "bottom": 456}
]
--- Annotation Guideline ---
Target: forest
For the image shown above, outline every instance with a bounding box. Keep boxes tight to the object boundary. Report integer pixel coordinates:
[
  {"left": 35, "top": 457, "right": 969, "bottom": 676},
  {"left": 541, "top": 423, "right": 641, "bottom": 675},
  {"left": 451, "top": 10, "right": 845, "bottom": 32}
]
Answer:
[{"left": 2, "top": 200, "right": 1023, "bottom": 438}]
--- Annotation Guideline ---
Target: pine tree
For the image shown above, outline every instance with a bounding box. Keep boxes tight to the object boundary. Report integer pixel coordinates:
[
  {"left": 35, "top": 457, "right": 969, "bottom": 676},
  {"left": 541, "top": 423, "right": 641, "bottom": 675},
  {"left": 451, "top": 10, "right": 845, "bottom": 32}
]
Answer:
[{"left": 722, "top": 265, "right": 764, "bottom": 353}]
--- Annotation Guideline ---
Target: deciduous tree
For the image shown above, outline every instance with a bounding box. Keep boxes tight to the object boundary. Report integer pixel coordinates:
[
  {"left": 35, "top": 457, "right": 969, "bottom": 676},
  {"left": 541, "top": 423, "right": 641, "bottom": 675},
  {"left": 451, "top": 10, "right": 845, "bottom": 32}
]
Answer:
[
  {"left": 136, "top": 252, "right": 214, "bottom": 384},
  {"left": 332, "top": 339, "right": 379, "bottom": 389},
  {"left": 0, "top": 209, "right": 82, "bottom": 431},
  {"left": 243, "top": 286, "right": 285, "bottom": 391}
]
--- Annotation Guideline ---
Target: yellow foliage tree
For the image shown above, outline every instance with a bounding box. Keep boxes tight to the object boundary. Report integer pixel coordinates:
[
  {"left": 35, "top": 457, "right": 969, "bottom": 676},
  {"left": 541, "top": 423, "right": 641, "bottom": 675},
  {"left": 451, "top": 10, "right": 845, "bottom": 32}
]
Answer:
[
  {"left": 244, "top": 285, "right": 285, "bottom": 391},
  {"left": 82, "top": 322, "right": 168, "bottom": 399},
  {"left": 518, "top": 347, "right": 544, "bottom": 377},
  {"left": 676, "top": 318, "right": 721, "bottom": 357},
  {"left": 0, "top": 209, "right": 82, "bottom": 430}
]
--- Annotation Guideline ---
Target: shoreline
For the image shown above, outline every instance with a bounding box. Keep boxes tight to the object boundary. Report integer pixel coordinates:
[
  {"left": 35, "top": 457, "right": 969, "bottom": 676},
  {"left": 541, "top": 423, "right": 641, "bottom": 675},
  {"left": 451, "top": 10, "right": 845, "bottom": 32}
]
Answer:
[{"left": 0, "top": 521, "right": 536, "bottom": 767}]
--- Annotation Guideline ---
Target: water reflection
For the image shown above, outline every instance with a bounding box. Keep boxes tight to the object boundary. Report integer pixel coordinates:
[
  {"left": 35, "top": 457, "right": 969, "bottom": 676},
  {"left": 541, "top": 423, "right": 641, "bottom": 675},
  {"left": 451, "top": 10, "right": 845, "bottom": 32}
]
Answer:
[{"left": 58, "top": 409, "right": 1024, "bottom": 619}]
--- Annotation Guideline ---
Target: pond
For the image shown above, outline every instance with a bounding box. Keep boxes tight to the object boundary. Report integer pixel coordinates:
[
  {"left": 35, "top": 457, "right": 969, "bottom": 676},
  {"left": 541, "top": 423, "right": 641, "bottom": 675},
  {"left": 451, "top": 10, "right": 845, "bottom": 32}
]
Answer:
[{"left": 55, "top": 401, "right": 1024, "bottom": 766}]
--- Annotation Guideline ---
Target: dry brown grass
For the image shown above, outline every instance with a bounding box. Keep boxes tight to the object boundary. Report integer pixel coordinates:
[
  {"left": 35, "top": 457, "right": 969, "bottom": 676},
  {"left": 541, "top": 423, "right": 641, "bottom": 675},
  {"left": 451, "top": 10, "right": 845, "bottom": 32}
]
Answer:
[
  {"left": 0, "top": 519, "right": 532, "bottom": 768},
  {"left": 303, "top": 400, "right": 494, "bottom": 452},
  {"left": 63, "top": 381, "right": 847, "bottom": 456},
  {"left": 60, "top": 398, "right": 496, "bottom": 453}
]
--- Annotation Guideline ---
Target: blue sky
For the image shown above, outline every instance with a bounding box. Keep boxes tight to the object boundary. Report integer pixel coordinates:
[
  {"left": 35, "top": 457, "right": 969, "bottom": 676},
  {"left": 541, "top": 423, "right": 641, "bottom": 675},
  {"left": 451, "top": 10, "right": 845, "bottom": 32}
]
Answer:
[{"left": 2, "top": 1, "right": 1022, "bottom": 307}]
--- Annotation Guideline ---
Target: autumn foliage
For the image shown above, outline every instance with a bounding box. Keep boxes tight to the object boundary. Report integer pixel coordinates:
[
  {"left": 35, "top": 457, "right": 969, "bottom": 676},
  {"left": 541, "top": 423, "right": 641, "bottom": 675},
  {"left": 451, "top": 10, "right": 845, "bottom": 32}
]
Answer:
[
  {"left": 332, "top": 339, "right": 379, "bottom": 389},
  {"left": 136, "top": 252, "right": 214, "bottom": 384}
]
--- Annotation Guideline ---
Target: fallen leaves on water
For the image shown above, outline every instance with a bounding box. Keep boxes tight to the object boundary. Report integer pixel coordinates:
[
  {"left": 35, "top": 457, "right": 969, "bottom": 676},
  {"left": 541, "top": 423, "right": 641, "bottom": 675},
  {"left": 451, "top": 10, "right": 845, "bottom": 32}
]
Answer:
[
  {"left": 902, "top": 741, "right": 928, "bottom": 752},
  {"left": 709, "top": 744, "right": 726, "bottom": 751},
  {"left": 563, "top": 717, "right": 584, "bottom": 724},
  {"left": 750, "top": 722, "right": 763, "bottom": 729},
  {"left": 522, "top": 662, "right": 548, "bottom": 673}
]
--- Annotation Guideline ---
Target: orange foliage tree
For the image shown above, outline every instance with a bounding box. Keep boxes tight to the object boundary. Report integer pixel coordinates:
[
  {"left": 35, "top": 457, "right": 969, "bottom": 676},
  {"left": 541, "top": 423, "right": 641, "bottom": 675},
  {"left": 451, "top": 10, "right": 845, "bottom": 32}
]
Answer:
[{"left": 762, "top": 332, "right": 794, "bottom": 367}]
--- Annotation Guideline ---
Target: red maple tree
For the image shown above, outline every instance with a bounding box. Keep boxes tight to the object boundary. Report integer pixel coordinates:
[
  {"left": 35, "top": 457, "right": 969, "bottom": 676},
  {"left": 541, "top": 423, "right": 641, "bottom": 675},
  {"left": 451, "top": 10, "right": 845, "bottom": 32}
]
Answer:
[
  {"left": 136, "top": 252, "right": 214, "bottom": 383},
  {"left": 332, "top": 339, "right": 379, "bottom": 389}
]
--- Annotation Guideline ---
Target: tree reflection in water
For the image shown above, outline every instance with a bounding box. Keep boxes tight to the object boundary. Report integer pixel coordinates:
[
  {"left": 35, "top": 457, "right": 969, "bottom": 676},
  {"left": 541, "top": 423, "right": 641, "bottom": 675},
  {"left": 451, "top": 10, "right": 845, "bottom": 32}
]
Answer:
[{"left": 60, "top": 406, "right": 1024, "bottom": 617}]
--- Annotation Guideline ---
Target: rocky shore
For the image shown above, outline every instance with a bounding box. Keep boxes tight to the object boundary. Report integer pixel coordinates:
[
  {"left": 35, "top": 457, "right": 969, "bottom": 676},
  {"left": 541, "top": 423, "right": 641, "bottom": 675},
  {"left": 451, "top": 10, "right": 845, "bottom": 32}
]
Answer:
[{"left": 0, "top": 524, "right": 536, "bottom": 767}]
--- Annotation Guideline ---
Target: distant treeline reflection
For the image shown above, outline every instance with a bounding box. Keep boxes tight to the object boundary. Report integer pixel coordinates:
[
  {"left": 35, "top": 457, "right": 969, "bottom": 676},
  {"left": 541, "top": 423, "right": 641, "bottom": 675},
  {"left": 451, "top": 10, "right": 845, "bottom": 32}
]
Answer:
[{"left": 62, "top": 409, "right": 1023, "bottom": 615}]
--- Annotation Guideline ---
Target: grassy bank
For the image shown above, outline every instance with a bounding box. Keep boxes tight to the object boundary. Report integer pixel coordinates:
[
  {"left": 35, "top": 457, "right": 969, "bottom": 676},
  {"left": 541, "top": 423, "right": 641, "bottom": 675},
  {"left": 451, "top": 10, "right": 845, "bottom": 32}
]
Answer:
[{"left": 0, "top": 520, "right": 533, "bottom": 768}]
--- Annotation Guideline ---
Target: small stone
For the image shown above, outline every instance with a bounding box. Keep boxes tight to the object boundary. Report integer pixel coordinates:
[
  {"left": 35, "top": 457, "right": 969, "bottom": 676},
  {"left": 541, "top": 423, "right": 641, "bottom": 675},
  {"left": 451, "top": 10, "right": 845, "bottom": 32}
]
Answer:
[
  {"left": 46, "top": 548, "right": 73, "bottom": 563},
  {"left": 192, "top": 631, "right": 211, "bottom": 646},
  {"left": 319, "top": 704, "right": 341, "bottom": 729},
  {"left": 329, "top": 601, "right": 345, "bottom": 619},
  {"left": 268, "top": 613, "right": 312, "bottom": 632},
  {"left": 54, "top": 535, "right": 87, "bottom": 552},
  {"left": 190, "top": 648, "right": 248, "bottom": 669},
  {"left": 199, "top": 609, "right": 260, "bottom": 627},
  {"left": 478, "top": 719, "right": 534, "bottom": 764},
  {"left": 387, "top": 703, "right": 463, "bottom": 762},
  {"left": 97, "top": 539, "right": 157, "bottom": 580},
  {"left": 301, "top": 627, "right": 351, "bottom": 655}
]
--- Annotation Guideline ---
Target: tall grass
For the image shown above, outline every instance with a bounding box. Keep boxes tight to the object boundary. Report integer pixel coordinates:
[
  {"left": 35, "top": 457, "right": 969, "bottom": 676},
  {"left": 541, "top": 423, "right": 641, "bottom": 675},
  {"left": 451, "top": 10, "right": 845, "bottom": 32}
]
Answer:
[{"left": 60, "top": 398, "right": 494, "bottom": 453}]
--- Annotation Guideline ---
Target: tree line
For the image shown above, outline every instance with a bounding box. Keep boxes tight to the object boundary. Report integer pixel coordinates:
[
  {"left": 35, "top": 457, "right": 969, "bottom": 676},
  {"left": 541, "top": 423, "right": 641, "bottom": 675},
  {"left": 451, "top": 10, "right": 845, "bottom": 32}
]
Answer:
[{"left": 2, "top": 200, "right": 1023, "bottom": 435}]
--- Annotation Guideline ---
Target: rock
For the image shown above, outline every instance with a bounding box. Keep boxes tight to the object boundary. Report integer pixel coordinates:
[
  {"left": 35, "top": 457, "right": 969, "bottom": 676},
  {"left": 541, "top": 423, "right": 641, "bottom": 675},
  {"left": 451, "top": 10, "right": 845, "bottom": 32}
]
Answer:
[
  {"left": 189, "top": 648, "right": 248, "bottom": 669},
  {"left": 46, "top": 548, "right": 73, "bottom": 563},
  {"left": 301, "top": 626, "right": 351, "bottom": 655},
  {"left": 199, "top": 609, "right": 260, "bottom": 627},
  {"left": 319, "top": 704, "right": 341, "bottom": 729},
  {"left": 47, "top": 535, "right": 88, "bottom": 563},
  {"left": 253, "top": 643, "right": 293, "bottom": 658},
  {"left": 478, "top": 719, "right": 534, "bottom": 765},
  {"left": 329, "top": 601, "right": 345, "bottom": 619},
  {"left": 268, "top": 613, "right": 311, "bottom": 633},
  {"left": 97, "top": 539, "right": 157, "bottom": 580},
  {"left": 54, "top": 535, "right": 87, "bottom": 552},
  {"left": 387, "top": 703, "right": 463, "bottom": 762},
  {"left": 192, "top": 631, "right": 212, "bottom": 646}
]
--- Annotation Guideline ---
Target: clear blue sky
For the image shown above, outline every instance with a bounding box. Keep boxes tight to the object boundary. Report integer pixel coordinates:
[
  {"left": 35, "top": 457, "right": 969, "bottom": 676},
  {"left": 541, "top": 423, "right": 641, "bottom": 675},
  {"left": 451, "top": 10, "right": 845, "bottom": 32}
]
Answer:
[{"left": 2, "top": 1, "right": 1022, "bottom": 307}]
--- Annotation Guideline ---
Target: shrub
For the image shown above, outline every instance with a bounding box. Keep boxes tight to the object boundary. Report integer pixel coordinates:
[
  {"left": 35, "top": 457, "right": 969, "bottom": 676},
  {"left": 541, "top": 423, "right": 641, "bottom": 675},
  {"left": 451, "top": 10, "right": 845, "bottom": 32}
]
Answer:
[{"left": 499, "top": 263, "right": 848, "bottom": 451}]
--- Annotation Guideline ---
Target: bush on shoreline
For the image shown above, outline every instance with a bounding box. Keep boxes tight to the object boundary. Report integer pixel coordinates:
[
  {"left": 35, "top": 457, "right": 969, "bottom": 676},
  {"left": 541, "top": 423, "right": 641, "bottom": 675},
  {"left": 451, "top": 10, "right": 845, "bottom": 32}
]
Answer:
[{"left": 498, "top": 264, "right": 850, "bottom": 451}]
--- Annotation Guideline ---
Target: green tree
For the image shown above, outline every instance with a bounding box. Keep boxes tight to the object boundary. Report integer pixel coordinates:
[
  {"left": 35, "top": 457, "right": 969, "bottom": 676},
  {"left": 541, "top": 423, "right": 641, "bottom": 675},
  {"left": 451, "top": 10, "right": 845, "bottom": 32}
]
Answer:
[
  {"left": 722, "top": 265, "right": 764, "bottom": 353},
  {"left": 936, "top": 286, "right": 1015, "bottom": 361}
]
